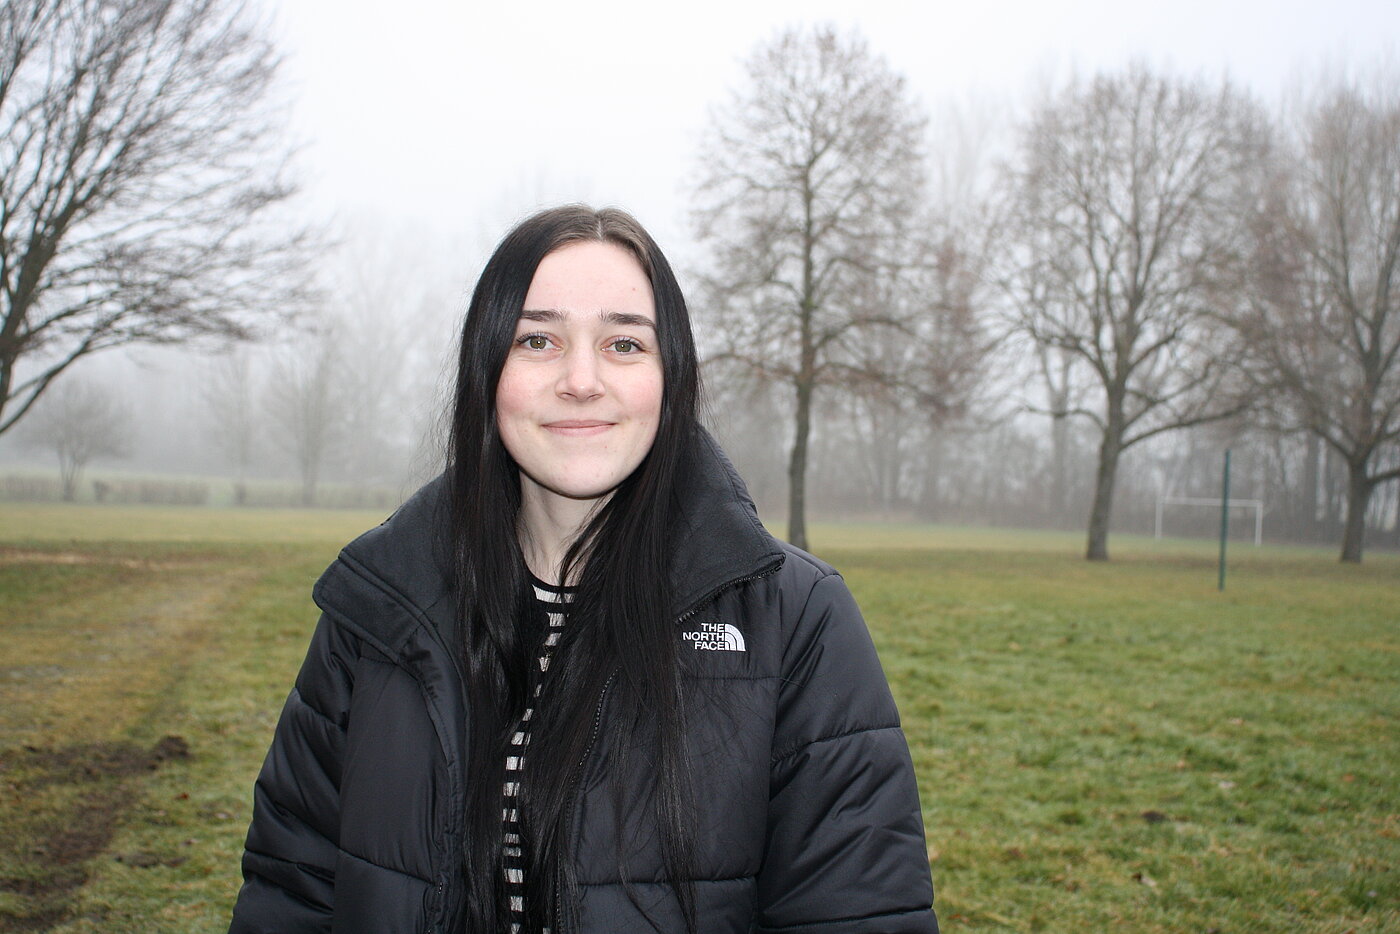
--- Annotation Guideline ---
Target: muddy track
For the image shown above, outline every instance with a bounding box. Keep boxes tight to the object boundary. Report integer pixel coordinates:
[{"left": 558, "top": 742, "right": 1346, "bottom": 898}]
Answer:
[
  {"left": 0, "top": 552, "right": 258, "bottom": 932},
  {"left": 0, "top": 737, "right": 190, "bottom": 932}
]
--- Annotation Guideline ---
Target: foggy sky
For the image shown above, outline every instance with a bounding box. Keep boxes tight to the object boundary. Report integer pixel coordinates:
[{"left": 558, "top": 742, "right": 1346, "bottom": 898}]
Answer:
[{"left": 272, "top": 0, "right": 1399, "bottom": 258}]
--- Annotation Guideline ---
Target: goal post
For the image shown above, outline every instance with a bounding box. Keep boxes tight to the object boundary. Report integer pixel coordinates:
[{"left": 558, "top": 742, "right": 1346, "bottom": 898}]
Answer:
[{"left": 1155, "top": 496, "right": 1264, "bottom": 545}]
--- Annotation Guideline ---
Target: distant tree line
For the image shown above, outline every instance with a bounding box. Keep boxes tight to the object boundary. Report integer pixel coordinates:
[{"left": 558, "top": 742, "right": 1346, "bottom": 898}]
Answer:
[
  {"left": 694, "top": 26, "right": 1400, "bottom": 563},
  {"left": 195, "top": 234, "right": 452, "bottom": 507},
  {"left": 4, "top": 6, "right": 1395, "bottom": 564}
]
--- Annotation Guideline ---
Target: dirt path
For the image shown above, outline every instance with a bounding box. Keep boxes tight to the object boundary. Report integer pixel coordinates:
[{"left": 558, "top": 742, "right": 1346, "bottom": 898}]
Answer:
[{"left": 0, "top": 552, "right": 258, "bottom": 932}]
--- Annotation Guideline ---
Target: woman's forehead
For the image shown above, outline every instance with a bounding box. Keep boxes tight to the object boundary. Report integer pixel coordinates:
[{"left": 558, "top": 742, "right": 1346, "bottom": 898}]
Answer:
[{"left": 522, "top": 241, "right": 654, "bottom": 319}]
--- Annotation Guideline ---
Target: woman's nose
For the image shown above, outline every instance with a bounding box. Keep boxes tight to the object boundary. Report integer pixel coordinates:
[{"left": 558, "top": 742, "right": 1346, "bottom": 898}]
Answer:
[{"left": 557, "top": 346, "right": 603, "bottom": 400}]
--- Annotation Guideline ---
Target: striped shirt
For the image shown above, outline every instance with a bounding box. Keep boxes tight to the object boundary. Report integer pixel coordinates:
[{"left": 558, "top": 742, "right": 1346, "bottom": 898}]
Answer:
[{"left": 505, "top": 575, "right": 571, "bottom": 934}]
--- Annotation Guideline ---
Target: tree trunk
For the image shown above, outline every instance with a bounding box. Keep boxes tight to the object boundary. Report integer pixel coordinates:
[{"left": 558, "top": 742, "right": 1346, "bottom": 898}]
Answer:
[
  {"left": 1051, "top": 412, "right": 1069, "bottom": 526},
  {"left": 1339, "top": 459, "right": 1373, "bottom": 563},
  {"left": 919, "top": 435, "right": 942, "bottom": 519},
  {"left": 300, "top": 463, "right": 317, "bottom": 508},
  {"left": 1324, "top": 445, "right": 1345, "bottom": 539},
  {"left": 59, "top": 457, "right": 79, "bottom": 502},
  {"left": 1302, "top": 433, "right": 1320, "bottom": 539},
  {"left": 787, "top": 379, "right": 813, "bottom": 553},
  {"left": 1391, "top": 481, "right": 1400, "bottom": 550},
  {"left": 1085, "top": 423, "right": 1123, "bottom": 561}
]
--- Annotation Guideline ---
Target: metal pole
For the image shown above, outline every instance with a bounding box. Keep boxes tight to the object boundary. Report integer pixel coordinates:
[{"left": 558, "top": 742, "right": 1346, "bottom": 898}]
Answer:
[{"left": 1218, "top": 449, "right": 1231, "bottom": 592}]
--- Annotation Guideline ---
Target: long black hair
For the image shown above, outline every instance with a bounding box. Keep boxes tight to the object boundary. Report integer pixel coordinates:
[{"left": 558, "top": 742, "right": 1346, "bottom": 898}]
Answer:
[{"left": 447, "top": 205, "right": 701, "bottom": 933}]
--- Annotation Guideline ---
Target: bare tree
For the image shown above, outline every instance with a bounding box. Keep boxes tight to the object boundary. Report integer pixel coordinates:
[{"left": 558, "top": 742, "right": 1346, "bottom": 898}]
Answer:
[
  {"left": 928, "top": 90, "right": 1011, "bottom": 227},
  {"left": 265, "top": 324, "right": 344, "bottom": 506},
  {"left": 704, "top": 370, "right": 790, "bottom": 518},
  {"left": 692, "top": 25, "right": 929, "bottom": 551},
  {"left": 331, "top": 231, "right": 451, "bottom": 487},
  {"left": 845, "top": 225, "right": 993, "bottom": 506},
  {"left": 0, "top": 0, "right": 313, "bottom": 437},
  {"left": 21, "top": 377, "right": 131, "bottom": 500},
  {"left": 1001, "top": 66, "right": 1263, "bottom": 560},
  {"left": 1239, "top": 78, "right": 1400, "bottom": 562},
  {"left": 201, "top": 346, "right": 258, "bottom": 504}
]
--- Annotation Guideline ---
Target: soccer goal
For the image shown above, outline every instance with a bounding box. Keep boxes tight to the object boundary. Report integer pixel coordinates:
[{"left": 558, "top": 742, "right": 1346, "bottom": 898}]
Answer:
[{"left": 1154, "top": 496, "right": 1264, "bottom": 545}]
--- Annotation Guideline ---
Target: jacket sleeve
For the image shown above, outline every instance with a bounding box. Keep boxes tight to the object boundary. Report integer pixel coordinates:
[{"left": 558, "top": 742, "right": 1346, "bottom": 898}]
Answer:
[
  {"left": 756, "top": 571, "right": 938, "bottom": 934},
  {"left": 229, "top": 612, "right": 358, "bottom": 933}
]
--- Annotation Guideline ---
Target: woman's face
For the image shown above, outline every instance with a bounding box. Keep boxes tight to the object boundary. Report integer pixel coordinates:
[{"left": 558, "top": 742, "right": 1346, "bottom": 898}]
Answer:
[{"left": 496, "top": 240, "right": 663, "bottom": 509}]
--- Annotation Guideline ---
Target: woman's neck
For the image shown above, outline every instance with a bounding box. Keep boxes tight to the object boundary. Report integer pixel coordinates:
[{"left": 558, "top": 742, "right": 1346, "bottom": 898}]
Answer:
[{"left": 516, "top": 474, "right": 605, "bottom": 586}]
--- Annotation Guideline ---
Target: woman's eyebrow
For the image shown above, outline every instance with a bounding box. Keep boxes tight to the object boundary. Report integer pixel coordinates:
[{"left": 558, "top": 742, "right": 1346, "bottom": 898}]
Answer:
[
  {"left": 518, "top": 309, "right": 655, "bottom": 329},
  {"left": 601, "top": 311, "right": 656, "bottom": 329}
]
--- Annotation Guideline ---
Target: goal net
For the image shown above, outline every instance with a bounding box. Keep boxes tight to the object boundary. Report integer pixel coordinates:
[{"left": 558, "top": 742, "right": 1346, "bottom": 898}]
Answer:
[{"left": 1154, "top": 496, "right": 1264, "bottom": 545}]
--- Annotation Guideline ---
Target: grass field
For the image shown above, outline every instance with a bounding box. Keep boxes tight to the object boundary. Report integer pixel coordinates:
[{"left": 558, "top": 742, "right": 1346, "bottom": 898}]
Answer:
[{"left": 0, "top": 504, "right": 1396, "bottom": 932}]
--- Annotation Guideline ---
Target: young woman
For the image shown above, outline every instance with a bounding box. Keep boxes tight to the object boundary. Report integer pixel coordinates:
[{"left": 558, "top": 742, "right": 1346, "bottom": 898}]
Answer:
[{"left": 229, "top": 205, "right": 938, "bottom": 934}]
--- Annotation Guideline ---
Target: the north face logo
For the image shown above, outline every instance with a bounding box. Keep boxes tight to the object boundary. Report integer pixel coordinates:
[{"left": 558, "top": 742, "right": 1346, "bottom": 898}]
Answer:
[{"left": 681, "top": 622, "right": 746, "bottom": 652}]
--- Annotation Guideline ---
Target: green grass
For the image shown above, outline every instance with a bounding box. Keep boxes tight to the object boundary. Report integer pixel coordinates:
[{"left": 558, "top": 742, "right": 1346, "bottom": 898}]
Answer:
[
  {"left": 830, "top": 543, "right": 1399, "bottom": 932},
  {"left": 0, "top": 501, "right": 390, "bottom": 544},
  {"left": 0, "top": 505, "right": 1396, "bottom": 932},
  {"left": 0, "top": 532, "right": 337, "bottom": 931}
]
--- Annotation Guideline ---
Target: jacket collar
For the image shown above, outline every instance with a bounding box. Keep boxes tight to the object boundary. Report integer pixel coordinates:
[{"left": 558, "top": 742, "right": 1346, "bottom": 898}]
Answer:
[
  {"left": 665, "top": 428, "right": 785, "bottom": 619},
  {"left": 323, "top": 427, "right": 784, "bottom": 646}
]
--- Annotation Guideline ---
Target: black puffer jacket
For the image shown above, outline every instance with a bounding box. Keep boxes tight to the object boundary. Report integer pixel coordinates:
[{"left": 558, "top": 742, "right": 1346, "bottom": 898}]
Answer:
[{"left": 229, "top": 433, "right": 938, "bottom": 933}]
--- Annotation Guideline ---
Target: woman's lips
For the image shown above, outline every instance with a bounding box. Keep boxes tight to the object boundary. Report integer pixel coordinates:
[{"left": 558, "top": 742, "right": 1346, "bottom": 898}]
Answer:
[{"left": 543, "top": 420, "right": 614, "bottom": 436}]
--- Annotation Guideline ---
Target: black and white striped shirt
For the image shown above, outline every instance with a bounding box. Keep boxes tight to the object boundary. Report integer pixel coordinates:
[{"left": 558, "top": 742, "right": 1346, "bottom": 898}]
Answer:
[{"left": 504, "top": 575, "right": 571, "bottom": 934}]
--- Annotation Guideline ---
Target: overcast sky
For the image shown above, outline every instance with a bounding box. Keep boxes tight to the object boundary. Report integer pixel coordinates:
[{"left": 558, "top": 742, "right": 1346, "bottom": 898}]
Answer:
[{"left": 272, "top": 0, "right": 1398, "bottom": 262}]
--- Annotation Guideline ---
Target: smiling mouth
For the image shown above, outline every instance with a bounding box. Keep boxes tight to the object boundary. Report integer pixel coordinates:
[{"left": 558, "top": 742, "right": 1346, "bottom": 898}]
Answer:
[{"left": 543, "top": 420, "right": 615, "bottom": 436}]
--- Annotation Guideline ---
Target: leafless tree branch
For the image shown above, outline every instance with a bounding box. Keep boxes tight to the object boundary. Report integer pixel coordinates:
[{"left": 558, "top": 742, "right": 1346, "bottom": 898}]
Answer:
[
  {"left": 996, "top": 65, "right": 1264, "bottom": 559},
  {"left": 0, "top": 0, "right": 318, "bottom": 435}
]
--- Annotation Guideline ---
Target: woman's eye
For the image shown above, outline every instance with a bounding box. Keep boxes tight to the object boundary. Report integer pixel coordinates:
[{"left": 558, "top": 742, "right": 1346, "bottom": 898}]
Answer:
[
  {"left": 611, "top": 338, "right": 639, "bottom": 354},
  {"left": 520, "top": 334, "right": 550, "bottom": 350}
]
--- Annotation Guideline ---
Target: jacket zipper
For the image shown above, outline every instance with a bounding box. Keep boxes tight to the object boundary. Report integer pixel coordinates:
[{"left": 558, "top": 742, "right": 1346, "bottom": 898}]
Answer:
[
  {"left": 548, "top": 560, "right": 783, "bottom": 931},
  {"left": 673, "top": 558, "right": 783, "bottom": 626},
  {"left": 411, "top": 618, "right": 466, "bottom": 934},
  {"left": 553, "top": 670, "right": 616, "bottom": 934}
]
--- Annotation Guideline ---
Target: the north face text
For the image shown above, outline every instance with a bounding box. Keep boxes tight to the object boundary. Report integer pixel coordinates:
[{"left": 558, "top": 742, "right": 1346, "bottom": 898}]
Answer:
[{"left": 681, "top": 622, "right": 746, "bottom": 652}]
